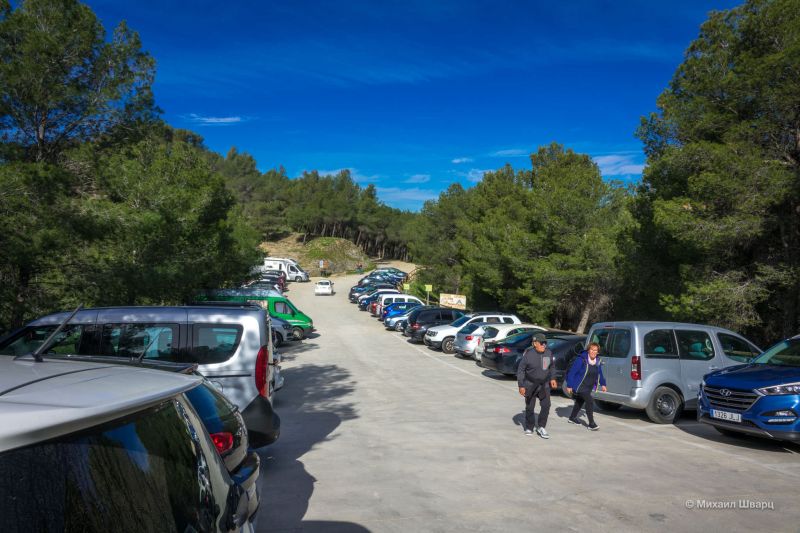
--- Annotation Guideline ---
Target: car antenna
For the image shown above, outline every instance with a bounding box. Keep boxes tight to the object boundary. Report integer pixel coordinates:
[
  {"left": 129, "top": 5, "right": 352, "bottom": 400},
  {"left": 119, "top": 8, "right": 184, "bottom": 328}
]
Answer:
[{"left": 29, "top": 304, "right": 83, "bottom": 362}]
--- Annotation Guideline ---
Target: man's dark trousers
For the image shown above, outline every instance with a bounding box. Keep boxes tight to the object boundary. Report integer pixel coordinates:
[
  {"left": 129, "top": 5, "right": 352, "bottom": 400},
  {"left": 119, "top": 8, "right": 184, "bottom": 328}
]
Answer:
[{"left": 524, "top": 382, "right": 550, "bottom": 430}]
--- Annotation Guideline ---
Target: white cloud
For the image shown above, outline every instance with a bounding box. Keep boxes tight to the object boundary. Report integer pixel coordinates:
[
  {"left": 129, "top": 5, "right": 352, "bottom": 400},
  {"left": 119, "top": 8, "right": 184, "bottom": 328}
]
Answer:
[
  {"left": 404, "top": 174, "right": 431, "bottom": 184},
  {"left": 185, "top": 113, "right": 250, "bottom": 126},
  {"left": 592, "top": 154, "right": 645, "bottom": 176},
  {"left": 314, "top": 168, "right": 382, "bottom": 183},
  {"left": 453, "top": 168, "right": 491, "bottom": 183},
  {"left": 376, "top": 187, "right": 440, "bottom": 205},
  {"left": 451, "top": 157, "right": 473, "bottom": 164},
  {"left": 490, "top": 148, "right": 529, "bottom": 157}
]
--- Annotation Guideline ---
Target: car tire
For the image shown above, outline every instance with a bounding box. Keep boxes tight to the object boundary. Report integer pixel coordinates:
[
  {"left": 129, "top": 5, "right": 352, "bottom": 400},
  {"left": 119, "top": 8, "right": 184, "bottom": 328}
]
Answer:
[
  {"left": 295, "top": 276, "right": 303, "bottom": 282},
  {"left": 596, "top": 400, "right": 621, "bottom": 411},
  {"left": 645, "top": 386, "right": 683, "bottom": 424},
  {"left": 291, "top": 326, "right": 305, "bottom": 340},
  {"left": 442, "top": 337, "right": 455, "bottom": 354},
  {"left": 274, "top": 332, "right": 284, "bottom": 347},
  {"left": 395, "top": 322, "right": 404, "bottom": 332}
]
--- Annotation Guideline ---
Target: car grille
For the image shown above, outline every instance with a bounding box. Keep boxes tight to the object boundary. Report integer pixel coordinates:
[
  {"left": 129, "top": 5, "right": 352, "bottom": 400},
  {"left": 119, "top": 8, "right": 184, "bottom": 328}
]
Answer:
[{"left": 703, "top": 385, "right": 759, "bottom": 412}]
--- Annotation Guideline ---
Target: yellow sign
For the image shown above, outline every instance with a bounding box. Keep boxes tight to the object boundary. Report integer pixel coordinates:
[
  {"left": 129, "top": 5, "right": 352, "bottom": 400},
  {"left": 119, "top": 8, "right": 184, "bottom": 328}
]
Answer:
[
  {"left": 424, "top": 284, "right": 433, "bottom": 292},
  {"left": 440, "top": 293, "right": 467, "bottom": 310},
  {"left": 403, "top": 283, "right": 410, "bottom": 290}
]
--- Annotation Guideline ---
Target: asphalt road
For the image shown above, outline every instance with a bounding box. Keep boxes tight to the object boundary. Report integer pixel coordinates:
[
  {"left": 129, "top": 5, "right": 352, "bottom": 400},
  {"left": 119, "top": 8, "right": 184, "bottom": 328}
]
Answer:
[{"left": 257, "top": 272, "right": 800, "bottom": 533}]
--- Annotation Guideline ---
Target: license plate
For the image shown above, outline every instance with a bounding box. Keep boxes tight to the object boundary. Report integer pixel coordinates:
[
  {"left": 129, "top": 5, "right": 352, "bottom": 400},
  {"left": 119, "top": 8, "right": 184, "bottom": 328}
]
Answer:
[{"left": 711, "top": 409, "right": 741, "bottom": 423}]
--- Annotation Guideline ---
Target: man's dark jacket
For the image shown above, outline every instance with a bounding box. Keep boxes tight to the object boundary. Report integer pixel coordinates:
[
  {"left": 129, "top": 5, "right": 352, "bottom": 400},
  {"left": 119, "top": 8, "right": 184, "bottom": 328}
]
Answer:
[{"left": 516, "top": 346, "right": 555, "bottom": 391}]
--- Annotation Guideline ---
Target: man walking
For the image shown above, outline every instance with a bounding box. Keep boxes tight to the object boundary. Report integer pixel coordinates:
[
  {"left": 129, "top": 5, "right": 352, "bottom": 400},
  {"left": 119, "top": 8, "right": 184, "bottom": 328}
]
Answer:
[{"left": 517, "top": 332, "right": 557, "bottom": 439}]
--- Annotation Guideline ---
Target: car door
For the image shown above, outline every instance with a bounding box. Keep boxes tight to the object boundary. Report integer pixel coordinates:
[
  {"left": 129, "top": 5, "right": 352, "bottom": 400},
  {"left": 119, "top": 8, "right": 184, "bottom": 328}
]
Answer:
[
  {"left": 676, "top": 328, "right": 720, "bottom": 404},
  {"left": 588, "top": 327, "right": 633, "bottom": 395}
]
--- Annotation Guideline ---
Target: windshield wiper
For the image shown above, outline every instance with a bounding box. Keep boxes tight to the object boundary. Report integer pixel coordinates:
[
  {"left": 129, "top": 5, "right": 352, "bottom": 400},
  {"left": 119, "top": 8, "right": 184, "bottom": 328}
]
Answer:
[{"left": 26, "top": 305, "right": 83, "bottom": 362}]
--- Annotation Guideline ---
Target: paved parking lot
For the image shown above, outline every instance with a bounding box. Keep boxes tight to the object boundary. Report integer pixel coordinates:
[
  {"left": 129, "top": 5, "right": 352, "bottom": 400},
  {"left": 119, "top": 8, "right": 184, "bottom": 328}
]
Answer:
[{"left": 257, "top": 272, "right": 800, "bottom": 532}]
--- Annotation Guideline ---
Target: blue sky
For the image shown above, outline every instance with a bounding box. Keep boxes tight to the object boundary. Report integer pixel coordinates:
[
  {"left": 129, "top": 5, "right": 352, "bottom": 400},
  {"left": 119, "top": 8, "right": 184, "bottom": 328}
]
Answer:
[{"left": 87, "top": 0, "right": 740, "bottom": 210}]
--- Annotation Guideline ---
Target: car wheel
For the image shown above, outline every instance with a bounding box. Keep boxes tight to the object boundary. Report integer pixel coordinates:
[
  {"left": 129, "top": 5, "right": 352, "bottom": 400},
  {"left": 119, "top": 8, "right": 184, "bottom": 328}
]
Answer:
[
  {"left": 395, "top": 322, "right": 404, "bottom": 332},
  {"left": 291, "top": 326, "right": 305, "bottom": 340},
  {"left": 645, "top": 386, "right": 683, "bottom": 424},
  {"left": 295, "top": 276, "right": 303, "bottom": 282},
  {"left": 442, "top": 337, "right": 455, "bottom": 354},
  {"left": 596, "top": 400, "right": 621, "bottom": 411},
  {"left": 274, "top": 332, "right": 284, "bottom": 347}
]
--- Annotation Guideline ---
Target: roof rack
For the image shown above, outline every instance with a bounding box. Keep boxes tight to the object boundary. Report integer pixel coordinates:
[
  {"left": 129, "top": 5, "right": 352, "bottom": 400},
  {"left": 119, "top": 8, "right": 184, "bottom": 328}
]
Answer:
[{"left": 185, "top": 301, "right": 264, "bottom": 310}]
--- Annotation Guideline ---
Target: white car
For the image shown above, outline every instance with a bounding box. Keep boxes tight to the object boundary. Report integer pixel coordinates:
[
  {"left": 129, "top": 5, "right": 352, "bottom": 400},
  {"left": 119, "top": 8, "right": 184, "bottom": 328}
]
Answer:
[{"left": 315, "top": 279, "right": 334, "bottom": 295}]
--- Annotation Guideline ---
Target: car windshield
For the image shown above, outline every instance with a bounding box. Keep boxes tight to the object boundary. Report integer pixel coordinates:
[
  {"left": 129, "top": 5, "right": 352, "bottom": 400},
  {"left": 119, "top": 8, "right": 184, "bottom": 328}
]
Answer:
[
  {"left": 451, "top": 316, "right": 471, "bottom": 327},
  {"left": 752, "top": 338, "right": 800, "bottom": 367}
]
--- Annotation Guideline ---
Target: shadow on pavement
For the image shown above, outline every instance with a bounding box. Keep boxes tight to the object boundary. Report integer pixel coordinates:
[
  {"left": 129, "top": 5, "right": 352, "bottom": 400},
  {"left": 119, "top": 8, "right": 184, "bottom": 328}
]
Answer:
[
  {"left": 481, "top": 369, "right": 515, "bottom": 381},
  {"left": 257, "top": 364, "right": 363, "bottom": 532}
]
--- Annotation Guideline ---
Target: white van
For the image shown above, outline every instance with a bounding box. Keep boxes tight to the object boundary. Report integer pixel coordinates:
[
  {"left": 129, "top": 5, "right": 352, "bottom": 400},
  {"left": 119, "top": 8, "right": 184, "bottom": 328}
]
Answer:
[
  {"left": 373, "top": 294, "right": 423, "bottom": 317},
  {"left": 263, "top": 259, "right": 309, "bottom": 282}
]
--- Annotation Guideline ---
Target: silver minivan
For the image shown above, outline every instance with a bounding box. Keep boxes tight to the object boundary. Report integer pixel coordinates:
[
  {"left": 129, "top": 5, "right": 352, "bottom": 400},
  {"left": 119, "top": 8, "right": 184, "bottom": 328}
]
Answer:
[{"left": 587, "top": 321, "right": 762, "bottom": 424}]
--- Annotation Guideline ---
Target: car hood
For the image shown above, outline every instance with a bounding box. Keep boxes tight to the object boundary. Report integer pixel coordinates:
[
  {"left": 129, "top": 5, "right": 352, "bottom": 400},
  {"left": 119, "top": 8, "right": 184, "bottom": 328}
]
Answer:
[
  {"left": 706, "top": 364, "right": 800, "bottom": 389},
  {"left": 427, "top": 325, "right": 456, "bottom": 335}
]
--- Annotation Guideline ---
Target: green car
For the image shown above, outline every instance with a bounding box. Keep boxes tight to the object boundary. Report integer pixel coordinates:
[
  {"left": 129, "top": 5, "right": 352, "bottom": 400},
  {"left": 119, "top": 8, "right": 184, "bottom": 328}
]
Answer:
[{"left": 197, "top": 289, "right": 314, "bottom": 339}]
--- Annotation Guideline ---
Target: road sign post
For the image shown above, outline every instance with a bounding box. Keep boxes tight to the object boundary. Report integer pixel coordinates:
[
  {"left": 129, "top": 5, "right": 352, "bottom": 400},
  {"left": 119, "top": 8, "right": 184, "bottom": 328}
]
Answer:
[{"left": 424, "top": 284, "right": 432, "bottom": 305}]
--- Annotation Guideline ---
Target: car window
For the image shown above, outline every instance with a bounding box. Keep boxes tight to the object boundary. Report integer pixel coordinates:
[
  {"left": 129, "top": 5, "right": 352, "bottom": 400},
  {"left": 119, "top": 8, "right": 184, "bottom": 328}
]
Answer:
[
  {"left": 274, "top": 301, "right": 291, "bottom": 314},
  {"left": 0, "top": 399, "right": 222, "bottom": 532},
  {"left": 100, "top": 324, "right": 178, "bottom": 360},
  {"left": 643, "top": 329, "right": 678, "bottom": 359},
  {"left": 501, "top": 317, "right": 514, "bottom": 324},
  {"left": 0, "top": 324, "right": 96, "bottom": 356},
  {"left": 590, "top": 328, "right": 631, "bottom": 358},
  {"left": 717, "top": 333, "right": 760, "bottom": 363},
  {"left": 191, "top": 324, "right": 243, "bottom": 364},
  {"left": 460, "top": 323, "right": 482, "bottom": 334},
  {"left": 510, "top": 333, "right": 534, "bottom": 347},
  {"left": 485, "top": 317, "right": 501, "bottom": 323},
  {"left": 676, "top": 330, "right": 715, "bottom": 361},
  {"left": 483, "top": 327, "right": 500, "bottom": 339}
]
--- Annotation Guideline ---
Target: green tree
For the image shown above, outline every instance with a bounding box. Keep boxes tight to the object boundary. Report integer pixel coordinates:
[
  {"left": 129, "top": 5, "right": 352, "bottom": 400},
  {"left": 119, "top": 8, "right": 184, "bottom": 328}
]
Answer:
[
  {"left": 636, "top": 0, "right": 800, "bottom": 342},
  {"left": 0, "top": 0, "right": 157, "bottom": 162}
]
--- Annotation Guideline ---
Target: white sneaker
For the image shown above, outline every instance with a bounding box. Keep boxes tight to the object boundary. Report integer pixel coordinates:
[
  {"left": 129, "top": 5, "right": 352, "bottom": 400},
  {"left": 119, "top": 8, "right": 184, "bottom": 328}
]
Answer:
[
  {"left": 536, "top": 427, "right": 550, "bottom": 439},
  {"left": 524, "top": 429, "right": 533, "bottom": 436}
]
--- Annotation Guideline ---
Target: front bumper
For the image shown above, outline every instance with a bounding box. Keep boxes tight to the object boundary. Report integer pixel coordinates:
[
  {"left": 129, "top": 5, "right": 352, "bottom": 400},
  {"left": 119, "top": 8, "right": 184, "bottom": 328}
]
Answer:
[
  {"left": 424, "top": 336, "right": 442, "bottom": 349},
  {"left": 241, "top": 395, "right": 281, "bottom": 448},
  {"left": 697, "top": 390, "right": 800, "bottom": 442}
]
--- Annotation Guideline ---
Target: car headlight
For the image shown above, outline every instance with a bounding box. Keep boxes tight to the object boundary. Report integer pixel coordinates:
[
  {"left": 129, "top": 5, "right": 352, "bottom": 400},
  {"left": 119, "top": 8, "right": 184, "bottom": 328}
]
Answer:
[{"left": 757, "top": 382, "right": 800, "bottom": 395}]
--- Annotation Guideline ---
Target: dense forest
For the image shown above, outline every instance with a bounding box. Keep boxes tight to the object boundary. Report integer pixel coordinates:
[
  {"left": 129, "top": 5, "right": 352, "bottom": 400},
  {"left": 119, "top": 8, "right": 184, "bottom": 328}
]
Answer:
[{"left": 1, "top": 0, "right": 798, "bottom": 347}]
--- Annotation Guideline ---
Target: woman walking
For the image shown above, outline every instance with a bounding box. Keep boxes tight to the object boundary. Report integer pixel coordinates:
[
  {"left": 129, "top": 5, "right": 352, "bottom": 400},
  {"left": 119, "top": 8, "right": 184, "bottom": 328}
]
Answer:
[{"left": 565, "top": 342, "right": 607, "bottom": 430}]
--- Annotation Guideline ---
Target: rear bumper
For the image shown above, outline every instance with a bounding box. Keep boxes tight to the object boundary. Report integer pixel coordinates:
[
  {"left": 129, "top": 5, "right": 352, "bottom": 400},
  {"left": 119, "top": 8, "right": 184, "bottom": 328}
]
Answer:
[
  {"left": 241, "top": 395, "right": 281, "bottom": 448},
  {"left": 481, "top": 354, "right": 517, "bottom": 375}
]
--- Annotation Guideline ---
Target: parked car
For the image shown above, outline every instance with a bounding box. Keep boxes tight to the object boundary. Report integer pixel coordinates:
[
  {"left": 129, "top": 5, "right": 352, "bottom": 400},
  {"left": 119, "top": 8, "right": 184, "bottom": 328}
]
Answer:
[
  {"left": 456, "top": 322, "right": 544, "bottom": 360},
  {"left": 315, "top": 279, "right": 334, "bottom": 295},
  {"left": 262, "top": 259, "right": 309, "bottom": 282},
  {"left": 381, "top": 301, "right": 422, "bottom": 322},
  {"left": 270, "top": 314, "right": 294, "bottom": 347},
  {"left": 404, "top": 307, "right": 466, "bottom": 343},
  {"left": 424, "top": 312, "right": 522, "bottom": 354},
  {"left": 385, "top": 305, "right": 432, "bottom": 331},
  {"left": 0, "top": 356, "right": 260, "bottom": 531},
  {"left": 349, "top": 282, "right": 396, "bottom": 302},
  {"left": 358, "top": 289, "right": 400, "bottom": 311},
  {"left": 0, "top": 304, "right": 282, "bottom": 444},
  {"left": 698, "top": 334, "right": 799, "bottom": 442},
  {"left": 481, "top": 331, "right": 587, "bottom": 387},
  {"left": 587, "top": 321, "right": 762, "bottom": 423},
  {"left": 373, "top": 294, "right": 422, "bottom": 317},
  {"left": 262, "top": 269, "right": 288, "bottom": 284},
  {"left": 197, "top": 292, "right": 314, "bottom": 340}
]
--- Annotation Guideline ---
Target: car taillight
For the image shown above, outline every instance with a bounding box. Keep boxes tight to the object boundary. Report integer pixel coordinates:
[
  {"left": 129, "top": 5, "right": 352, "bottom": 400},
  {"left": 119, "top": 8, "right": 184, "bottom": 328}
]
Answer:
[
  {"left": 255, "top": 345, "right": 270, "bottom": 396},
  {"left": 495, "top": 347, "right": 511, "bottom": 354},
  {"left": 465, "top": 335, "right": 473, "bottom": 341},
  {"left": 211, "top": 432, "right": 234, "bottom": 454},
  {"left": 411, "top": 323, "right": 420, "bottom": 330},
  {"left": 631, "top": 355, "right": 641, "bottom": 380}
]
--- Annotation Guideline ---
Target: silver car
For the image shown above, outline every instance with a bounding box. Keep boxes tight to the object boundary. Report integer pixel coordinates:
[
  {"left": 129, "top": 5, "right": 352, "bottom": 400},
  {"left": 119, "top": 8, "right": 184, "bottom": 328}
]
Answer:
[
  {"left": 587, "top": 321, "right": 762, "bottom": 424},
  {"left": 0, "top": 304, "right": 282, "bottom": 444}
]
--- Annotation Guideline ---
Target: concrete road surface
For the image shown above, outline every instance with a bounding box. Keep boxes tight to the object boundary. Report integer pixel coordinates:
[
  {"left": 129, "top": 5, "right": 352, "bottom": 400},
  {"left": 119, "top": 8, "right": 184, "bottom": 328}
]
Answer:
[{"left": 256, "top": 271, "right": 800, "bottom": 532}]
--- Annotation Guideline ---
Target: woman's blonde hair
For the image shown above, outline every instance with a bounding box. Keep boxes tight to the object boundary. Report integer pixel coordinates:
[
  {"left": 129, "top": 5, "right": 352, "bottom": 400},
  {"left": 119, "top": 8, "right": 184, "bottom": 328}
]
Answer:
[{"left": 588, "top": 342, "right": 601, "bottom": 350}]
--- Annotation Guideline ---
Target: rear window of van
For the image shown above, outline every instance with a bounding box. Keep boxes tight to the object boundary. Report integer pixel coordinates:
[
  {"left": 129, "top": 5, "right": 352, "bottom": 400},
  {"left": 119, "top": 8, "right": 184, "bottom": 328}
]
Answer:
[{"left": 191, "top": 324, "right": 243, "bottom": 364}]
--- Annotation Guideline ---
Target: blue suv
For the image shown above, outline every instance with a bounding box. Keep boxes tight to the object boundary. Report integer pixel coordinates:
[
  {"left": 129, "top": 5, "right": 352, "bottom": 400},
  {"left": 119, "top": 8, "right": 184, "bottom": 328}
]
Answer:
[{"left": 698, "top": 335, "right": 800, "bottom": 442}]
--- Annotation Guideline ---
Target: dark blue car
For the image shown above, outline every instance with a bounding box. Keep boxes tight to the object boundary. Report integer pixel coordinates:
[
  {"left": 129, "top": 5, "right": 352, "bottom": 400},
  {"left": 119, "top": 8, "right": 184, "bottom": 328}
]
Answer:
[
  {"left": 382, "top": 301, "right": 421, "bottom": 321},
  {"left": 698, "top": 335, "right": 800, "bottom": 442}
]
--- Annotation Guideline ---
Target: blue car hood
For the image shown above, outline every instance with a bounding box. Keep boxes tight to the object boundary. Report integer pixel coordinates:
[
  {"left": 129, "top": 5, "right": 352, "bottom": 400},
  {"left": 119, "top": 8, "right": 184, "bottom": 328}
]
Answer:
[{"left": 706, "top": 364, "right": 800, "bottom": 389}]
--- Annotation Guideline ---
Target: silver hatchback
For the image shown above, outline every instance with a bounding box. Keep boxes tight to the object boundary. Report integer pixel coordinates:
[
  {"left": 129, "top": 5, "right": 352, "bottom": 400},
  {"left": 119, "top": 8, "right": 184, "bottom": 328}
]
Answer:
[{"left": 587, "top": 321, "right": 762, "bottom": 423}]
